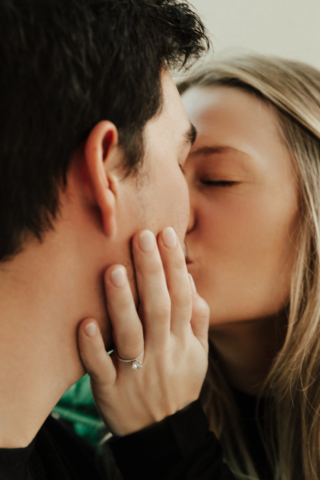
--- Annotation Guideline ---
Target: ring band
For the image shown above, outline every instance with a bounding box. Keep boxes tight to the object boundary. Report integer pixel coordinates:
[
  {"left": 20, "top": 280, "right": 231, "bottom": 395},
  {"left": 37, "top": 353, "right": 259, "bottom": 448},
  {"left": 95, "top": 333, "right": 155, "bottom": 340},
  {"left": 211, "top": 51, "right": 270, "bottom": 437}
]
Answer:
[{"left": 114, "top": 348, "right": 144, "bottom": 371}]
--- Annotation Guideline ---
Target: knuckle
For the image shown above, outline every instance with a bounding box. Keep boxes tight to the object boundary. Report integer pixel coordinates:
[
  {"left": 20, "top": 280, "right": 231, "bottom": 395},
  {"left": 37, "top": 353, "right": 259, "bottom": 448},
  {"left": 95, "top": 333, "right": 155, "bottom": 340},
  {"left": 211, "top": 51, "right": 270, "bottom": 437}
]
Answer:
[
  {"left": 171, "top": 286, "right": 191, "bottom": 307},
  {"left": 169, "top": 254, "right": 186, "bottom": 275},
  {"left": 116, "top": 337, "right": 142, "bottom": 354},
  {"left": 135, "top": 256, "right": 163, "bottom": 276},
  {"left": 106, "top": 290, "right": 132, "bottom": 310},
  {"left": 143, "top": 298, "right": 171, "bottom": 323},
  {"left": 113, "top": 322, "right": 142, "bottom": 340},
  {"left": 157, "top": 304, "right": 171, "bottom": 321}
]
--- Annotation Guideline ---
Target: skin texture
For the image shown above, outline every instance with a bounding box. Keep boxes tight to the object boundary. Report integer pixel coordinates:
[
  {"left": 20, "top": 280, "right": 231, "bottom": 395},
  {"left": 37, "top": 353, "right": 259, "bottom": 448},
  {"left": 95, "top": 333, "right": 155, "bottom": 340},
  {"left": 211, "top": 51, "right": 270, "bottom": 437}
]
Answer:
[
  {"left": 0, "top": 69, "right": 209, "bottom": 447},
  {"left": 182, "top": 85, "right": 300, "bottom": 392}
]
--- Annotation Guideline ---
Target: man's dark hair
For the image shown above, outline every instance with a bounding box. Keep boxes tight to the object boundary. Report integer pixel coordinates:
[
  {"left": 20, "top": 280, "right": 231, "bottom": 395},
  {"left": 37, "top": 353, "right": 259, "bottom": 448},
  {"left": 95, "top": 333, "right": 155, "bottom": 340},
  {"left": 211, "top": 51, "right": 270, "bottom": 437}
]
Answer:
[{"left": 0, "top": 0, "right": 209, "bottom": 260}]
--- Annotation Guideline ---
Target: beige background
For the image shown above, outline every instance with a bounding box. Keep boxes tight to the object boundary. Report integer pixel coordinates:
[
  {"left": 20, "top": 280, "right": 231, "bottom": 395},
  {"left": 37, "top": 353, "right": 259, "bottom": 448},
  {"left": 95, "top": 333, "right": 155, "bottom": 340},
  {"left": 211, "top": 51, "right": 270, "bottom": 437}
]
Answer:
[{"left": 188, "top": 0, "right": 320, "bottom": 69}]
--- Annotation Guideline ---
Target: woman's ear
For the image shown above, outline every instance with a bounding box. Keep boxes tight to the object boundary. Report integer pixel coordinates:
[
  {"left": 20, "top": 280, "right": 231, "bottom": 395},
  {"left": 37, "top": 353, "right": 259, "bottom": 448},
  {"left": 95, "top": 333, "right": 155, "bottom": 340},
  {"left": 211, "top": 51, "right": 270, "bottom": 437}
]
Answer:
[{"left": 84, "top": 121, "right": 120, "bottom": 237}]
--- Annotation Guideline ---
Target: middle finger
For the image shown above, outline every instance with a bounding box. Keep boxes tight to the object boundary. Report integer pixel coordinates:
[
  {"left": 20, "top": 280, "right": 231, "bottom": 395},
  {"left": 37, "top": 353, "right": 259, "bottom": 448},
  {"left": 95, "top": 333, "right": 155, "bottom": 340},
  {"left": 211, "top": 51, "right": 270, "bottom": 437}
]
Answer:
[{"left": 132, "top": 230, "right": 171, "bottom": 349}]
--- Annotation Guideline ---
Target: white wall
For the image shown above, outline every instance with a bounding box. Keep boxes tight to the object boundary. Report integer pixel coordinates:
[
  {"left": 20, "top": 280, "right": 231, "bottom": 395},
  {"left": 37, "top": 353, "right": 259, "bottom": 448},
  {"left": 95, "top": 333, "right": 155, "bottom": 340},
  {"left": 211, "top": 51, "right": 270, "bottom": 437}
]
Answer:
[{"left": 189, "top": 0, "right": 320, "bottom": 69}]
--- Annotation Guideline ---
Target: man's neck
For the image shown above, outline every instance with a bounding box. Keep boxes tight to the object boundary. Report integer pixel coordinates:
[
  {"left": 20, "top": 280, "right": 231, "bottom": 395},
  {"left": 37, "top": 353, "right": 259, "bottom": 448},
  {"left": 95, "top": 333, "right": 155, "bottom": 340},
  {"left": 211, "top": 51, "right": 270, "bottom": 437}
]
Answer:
[
  {"left": 0, "top": 227, "right": 107, "bottom": 448},
  {"left": 209, "top": 313, "right": 286, "bottom": 395}
]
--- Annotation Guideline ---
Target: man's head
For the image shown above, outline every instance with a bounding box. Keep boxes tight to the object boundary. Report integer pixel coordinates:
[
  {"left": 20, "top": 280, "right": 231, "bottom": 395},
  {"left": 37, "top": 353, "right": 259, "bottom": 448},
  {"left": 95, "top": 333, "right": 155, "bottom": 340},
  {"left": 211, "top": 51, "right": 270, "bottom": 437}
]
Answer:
[
  {"left": 0, "top": 0, "right": 208, "bottom": 260},
  {"left": 0, "top": 0, "right": 209, "bottom": 385}
]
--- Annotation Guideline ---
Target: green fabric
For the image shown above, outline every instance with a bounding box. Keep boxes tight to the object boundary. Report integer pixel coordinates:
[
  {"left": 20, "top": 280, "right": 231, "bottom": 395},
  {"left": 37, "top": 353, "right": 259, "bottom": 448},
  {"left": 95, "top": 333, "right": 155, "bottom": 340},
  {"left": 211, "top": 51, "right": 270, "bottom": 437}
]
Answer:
[{"left": 52, "top": 374, "right": 105, "bottom": 448}]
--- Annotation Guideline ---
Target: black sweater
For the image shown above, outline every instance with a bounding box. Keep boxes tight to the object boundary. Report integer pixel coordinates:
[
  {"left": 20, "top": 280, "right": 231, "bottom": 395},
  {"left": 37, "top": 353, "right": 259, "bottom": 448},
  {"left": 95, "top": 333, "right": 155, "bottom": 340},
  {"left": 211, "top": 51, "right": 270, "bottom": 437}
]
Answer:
[{"left": 0, "top": 395, "right": 270, "bottom": 480}]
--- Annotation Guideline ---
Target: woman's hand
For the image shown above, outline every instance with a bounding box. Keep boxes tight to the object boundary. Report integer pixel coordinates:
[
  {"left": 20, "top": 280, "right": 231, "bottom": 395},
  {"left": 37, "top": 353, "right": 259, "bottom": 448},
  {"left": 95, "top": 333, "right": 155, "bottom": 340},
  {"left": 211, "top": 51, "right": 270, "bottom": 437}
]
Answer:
[{"left": 78, "top": 227, "right": 209, "bottom": 436}]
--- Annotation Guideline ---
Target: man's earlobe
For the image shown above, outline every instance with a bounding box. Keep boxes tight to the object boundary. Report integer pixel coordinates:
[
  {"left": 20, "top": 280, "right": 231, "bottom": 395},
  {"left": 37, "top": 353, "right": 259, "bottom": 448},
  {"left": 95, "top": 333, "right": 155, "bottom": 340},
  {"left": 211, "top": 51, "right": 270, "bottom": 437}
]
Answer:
[{"left": 84, "top": 121, "right": 120, "bottom": 237}]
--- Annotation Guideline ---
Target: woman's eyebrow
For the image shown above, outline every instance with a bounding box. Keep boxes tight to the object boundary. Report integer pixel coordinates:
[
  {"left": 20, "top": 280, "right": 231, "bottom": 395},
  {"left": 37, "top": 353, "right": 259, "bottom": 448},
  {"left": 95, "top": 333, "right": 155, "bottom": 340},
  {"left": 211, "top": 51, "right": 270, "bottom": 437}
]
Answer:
[{"left": 190, "top": 145, "right": 249, "bottom": 157}]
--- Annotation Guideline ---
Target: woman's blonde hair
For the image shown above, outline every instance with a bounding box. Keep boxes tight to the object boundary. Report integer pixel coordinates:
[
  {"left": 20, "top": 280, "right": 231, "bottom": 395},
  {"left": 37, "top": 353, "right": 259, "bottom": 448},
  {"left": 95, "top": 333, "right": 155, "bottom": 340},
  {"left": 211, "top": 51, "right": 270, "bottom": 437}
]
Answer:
[{"left": 178, "top": 55, "right": 320, "bottom": 480}]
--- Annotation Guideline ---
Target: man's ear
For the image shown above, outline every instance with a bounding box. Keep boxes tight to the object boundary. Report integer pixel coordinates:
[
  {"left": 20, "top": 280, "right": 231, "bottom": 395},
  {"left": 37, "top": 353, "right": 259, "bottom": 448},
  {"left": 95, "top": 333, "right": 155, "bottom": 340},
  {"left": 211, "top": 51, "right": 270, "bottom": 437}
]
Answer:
[{"left": 84, "top": 121, "right": 120, "bottom": 237}]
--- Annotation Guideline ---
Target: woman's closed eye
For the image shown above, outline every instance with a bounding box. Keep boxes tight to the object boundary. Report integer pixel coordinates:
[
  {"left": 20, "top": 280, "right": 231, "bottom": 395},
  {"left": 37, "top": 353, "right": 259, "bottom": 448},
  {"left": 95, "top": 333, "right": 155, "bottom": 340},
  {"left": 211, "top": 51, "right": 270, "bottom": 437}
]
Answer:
[{"left": 200, "top": 179, "right": 237, "bottom": 187}]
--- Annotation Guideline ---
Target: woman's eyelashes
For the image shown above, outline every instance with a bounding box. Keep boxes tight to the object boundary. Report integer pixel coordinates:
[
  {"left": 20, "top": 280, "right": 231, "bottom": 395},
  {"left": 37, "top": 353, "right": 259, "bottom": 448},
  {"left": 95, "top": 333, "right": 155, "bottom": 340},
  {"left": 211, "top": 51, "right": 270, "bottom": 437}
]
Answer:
[{"left": 200, "top": 179, "right": 237, "bottom": 187}]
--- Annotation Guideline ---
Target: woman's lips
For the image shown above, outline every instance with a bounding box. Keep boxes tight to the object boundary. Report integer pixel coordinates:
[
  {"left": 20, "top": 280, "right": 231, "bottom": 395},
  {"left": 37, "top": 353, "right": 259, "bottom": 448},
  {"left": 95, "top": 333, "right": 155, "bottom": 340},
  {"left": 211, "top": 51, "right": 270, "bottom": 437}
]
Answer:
[{"left": 186, "top": 256, "right": 193, "bottom": 265}]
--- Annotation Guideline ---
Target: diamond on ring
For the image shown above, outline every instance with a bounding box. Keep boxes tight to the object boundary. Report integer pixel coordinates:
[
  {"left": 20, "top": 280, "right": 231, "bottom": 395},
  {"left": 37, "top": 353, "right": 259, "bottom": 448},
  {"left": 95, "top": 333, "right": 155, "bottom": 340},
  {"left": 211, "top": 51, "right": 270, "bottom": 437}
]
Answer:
[
  {"left": 114, "top": 348, "right": 144, "bottom": 371},
  {"left": 132, "top": 360, "right": 143, "bottom": 371}
]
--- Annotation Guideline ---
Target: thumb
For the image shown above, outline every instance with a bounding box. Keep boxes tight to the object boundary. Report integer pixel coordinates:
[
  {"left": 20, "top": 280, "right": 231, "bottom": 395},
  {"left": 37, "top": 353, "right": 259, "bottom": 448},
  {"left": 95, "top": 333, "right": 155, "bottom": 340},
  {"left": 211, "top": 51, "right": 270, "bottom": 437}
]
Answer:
[{"left": 78, "top": 318, "right": 116, "bottom": 386}]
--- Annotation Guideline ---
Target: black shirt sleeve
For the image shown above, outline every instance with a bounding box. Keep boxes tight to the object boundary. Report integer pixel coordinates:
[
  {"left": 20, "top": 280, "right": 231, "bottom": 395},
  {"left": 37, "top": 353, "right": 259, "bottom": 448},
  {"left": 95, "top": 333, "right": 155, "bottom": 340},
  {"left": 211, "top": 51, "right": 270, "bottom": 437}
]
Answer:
[{"left": 109, "top": 400, "right": 236, "bottom": 480}]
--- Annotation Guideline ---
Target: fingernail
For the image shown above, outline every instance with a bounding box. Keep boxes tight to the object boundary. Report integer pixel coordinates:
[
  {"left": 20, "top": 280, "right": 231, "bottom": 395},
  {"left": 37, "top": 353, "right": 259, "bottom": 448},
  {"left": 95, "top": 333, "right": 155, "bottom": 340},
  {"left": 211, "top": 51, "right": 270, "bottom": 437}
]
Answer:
[
  {"left": 189, "top": 273, "right": 197, "bottom": 293},
  {"left": 85, "top": 322, "right": 97, "bottom": 338},
  {"left": 111, "top": 266, "right": 126, "bottom": 287},
  {"left": 139, "top": 230, "right": 155, "bottom": 252},
  {"left": 163, "top": 227, "right": 177, "bottom": 248}
]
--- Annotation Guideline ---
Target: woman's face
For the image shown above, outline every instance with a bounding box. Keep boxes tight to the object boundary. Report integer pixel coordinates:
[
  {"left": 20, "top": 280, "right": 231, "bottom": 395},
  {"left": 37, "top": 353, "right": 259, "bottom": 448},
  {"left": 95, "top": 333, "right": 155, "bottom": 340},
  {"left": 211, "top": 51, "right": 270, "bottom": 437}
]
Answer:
[{"left": 182, "top": 85, "right": 300, "bottom": 326}]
